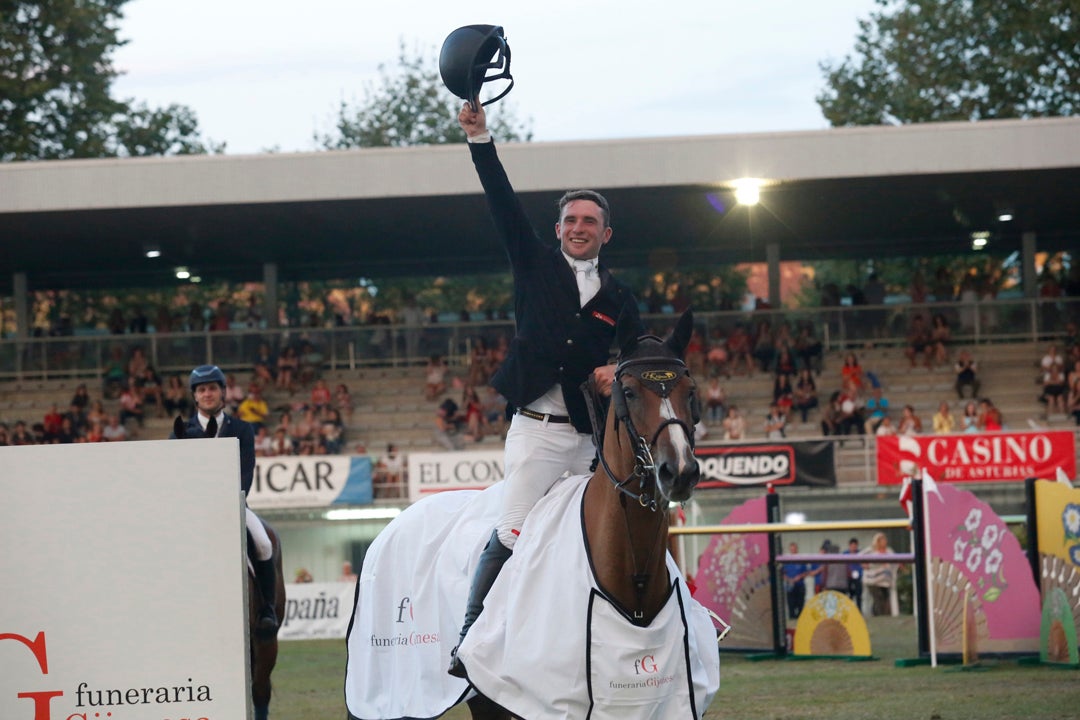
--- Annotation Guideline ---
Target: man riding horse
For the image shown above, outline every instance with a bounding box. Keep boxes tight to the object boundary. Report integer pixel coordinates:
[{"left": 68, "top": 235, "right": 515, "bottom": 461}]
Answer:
[{"left": 171, "top": 364, "right": 279, "bottom": 633}]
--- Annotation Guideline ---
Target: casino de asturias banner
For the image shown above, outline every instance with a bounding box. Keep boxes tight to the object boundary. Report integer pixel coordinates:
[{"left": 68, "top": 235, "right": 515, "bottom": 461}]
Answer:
[
  {"left": 877, "top": 431, "right": 1077, "bottom": 486},
  {"left": 248, "top": 455, "right": 373, "bottom": 509},
  {"left": 695, "top": 440, "right": 836, "bottom": 488}
]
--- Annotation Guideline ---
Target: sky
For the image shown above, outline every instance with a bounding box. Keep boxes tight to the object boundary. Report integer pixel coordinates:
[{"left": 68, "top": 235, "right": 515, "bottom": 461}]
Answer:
[{"left": 111, "top": 0, "right": 880, "bottom": 156}]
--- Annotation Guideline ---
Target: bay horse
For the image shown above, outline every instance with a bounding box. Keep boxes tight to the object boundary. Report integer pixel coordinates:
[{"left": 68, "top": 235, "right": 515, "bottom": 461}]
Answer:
[
  {"left": 250, "top": 518, "right": 285, "bottom": 720},
  {"left": 345, "top": 309, "right": 718, "bottom": 719}
]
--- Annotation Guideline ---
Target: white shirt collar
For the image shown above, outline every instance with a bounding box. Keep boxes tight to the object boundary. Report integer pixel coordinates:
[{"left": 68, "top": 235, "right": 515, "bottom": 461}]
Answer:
[
  {"left": 197, "top": 411, "right": 226, "bottom": 435},
  {"left": 562, "top": 252, "right": 598, "bottom": 273}
]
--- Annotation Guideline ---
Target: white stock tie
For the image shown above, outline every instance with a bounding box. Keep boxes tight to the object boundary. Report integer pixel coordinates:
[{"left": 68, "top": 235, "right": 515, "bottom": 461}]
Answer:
[{"left": 573, "top": 259, "right": 599, "bottom": 307}]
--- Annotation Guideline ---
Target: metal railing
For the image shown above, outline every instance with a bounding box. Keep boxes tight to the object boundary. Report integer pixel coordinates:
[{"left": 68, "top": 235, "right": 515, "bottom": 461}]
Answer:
[{"left": 0, "top": 296, "right": 1077, "bottom": 382}]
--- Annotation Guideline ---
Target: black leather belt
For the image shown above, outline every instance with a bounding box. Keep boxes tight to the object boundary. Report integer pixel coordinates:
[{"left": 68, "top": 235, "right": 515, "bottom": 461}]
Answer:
[{"left": 516, "top": 407, "right": 571, "bottom": 424}]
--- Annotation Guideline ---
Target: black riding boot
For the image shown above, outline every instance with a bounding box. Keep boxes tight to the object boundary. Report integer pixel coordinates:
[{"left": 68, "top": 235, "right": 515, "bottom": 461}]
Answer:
[
  {"left": 447, "top": 529, "right": 512, "bottom": 678},
  {"left": 253, "top": 558, "right": 279, "bottom": 635}
]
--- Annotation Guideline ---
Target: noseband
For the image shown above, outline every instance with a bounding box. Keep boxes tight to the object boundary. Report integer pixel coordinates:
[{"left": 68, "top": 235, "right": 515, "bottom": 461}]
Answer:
[{"left": 583, "top": 348, "right": 696, "bottom": 512}]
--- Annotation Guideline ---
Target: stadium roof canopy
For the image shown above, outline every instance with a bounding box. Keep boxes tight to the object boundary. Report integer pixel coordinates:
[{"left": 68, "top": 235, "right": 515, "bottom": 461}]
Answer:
[{"left": 1, "top": 116, "right": 1079, "bottom": 295}]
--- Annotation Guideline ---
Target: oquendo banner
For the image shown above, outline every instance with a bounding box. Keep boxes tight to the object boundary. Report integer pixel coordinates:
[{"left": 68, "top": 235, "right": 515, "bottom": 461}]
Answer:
[
  {"left": 877, "top": 431, "right": 1077, "bottom": 485},
  {"left": 693, "top": 440, "right": 836, "bottom": 488}
]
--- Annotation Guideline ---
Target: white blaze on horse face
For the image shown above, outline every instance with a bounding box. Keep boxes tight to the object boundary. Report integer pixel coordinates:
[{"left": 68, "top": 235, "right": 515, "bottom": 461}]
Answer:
[{"left": 659, "top": 397, "right": 692, "bottom": 463}]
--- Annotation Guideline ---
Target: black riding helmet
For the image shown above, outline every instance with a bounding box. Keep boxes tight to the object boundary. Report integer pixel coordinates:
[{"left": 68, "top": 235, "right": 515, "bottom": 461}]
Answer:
[
  {"left": 189, "top": 364, "right": 226, "bottom": 393},
  {"left": 439, "top": 24, "right": 514, "bottom": 112}
]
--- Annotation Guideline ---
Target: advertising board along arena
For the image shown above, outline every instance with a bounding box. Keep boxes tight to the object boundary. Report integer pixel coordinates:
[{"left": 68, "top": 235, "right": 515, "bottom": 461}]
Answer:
[{"left": 0, "top": 440, "right": 249, "bottom": 720}]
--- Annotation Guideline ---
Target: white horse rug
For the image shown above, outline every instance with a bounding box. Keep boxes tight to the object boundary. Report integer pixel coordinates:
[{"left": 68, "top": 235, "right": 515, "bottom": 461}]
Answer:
[{"left": 345, "top": 475, "right": 720, "bottom": 720}]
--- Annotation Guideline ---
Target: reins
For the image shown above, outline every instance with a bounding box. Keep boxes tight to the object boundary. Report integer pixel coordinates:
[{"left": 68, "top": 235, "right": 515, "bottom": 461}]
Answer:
[{"left": 581, "top": 344, "right": 697, "bottom": 622}]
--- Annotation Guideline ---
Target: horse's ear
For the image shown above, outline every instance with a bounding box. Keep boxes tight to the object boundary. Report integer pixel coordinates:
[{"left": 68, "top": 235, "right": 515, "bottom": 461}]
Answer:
[
  {"left": 173, "top": 416, "right": 187, "bottom": 439},
  {"left": 666, "top": 309, "right": 694, "bottom": 360},
  {"left": 616, "top": 308, "right": 639, "bottom": 359}
]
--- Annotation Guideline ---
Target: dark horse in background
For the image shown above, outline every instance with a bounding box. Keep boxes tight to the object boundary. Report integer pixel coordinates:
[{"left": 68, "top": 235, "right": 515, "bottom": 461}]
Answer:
[
  {"left": 345, "top": 309, "right": 717, "bottom": 719},
  {"left": 170, "top": 422, "right": 285, "bottom": 719},
  {"left": 250, "top": 519, "right": 285, "bottom": 720}
]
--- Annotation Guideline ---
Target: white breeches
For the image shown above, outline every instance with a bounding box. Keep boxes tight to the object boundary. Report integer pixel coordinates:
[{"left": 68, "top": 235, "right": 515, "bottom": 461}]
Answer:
[
  {"left": 246, "top": 506, "right": 273, "bottom": 561},
  {"left": 497, "top": 413, "right": 596, "bottom": 549}
]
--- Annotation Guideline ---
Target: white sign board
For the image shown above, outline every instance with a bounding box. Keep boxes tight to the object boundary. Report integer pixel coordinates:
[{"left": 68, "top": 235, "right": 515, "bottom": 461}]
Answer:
[
  {"left": 0, "top": 440, "right": 250, "bottom": 720},
  {"left": 278, "top": 582, "right": 356, "bottom": 641},
  {"left": 406, "top": 449, "right": 504, "bottom": 503}
]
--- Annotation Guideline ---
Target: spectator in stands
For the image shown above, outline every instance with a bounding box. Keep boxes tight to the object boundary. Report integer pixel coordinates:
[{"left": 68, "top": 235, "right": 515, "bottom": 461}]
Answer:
[
  {"left": 136, "top": 366, "right": 165, "bottom": 417},
  {"left": 706, "top": 327, "right": 730, "bottom": 378},
  {"left": 254, "top": 426, "right": 274, "bottom": 456},
  {"left": 298, "top": 341, "right": 324, "bottom": 386},
  {"left": 293, "top": 408, "right": 319, "bottom": 453},
  {"left": 794, "top": 322, "right": 824, "bottom": 375},
  {"left": 838, "top": 379, "right": 866, "bottom": 435},
  {"left": 705, "top": 376, "right": 727, "bottom": 424},
  {"left": 821, "top": 391, "right": 841, "bottom": 436},
  {"left": 102, "top": 346, "right": 127, "bottom": 399},
  {"left": 930, "top": 313, "right": 951, "bottom": 367},
  {"left": 1041, "top": 344, "right": 1065, "bottom": 377},
  {"left": 310, "top": 378, "right": 332, "bottom": 413},
  {"left": 319, "top": 408, "right": 345, "bottom": 454},
  {"left": 772, "top": 374, "right": 794, "bottom": 419},
  {"left": 904, "top": 313, "right": 933, "bottom": 369},
  {"left": 685, "top": 327, "right": 707, "bottom": 380},
  {"left": 752, "top": 319, "right": 776, "bottom": 373},
  {"left": 840, "top": 352, "right": 864, "bottom": 390},
  {"left": 1041, "top": 361, "right": 1069, "bottom": 415},
  {"left": 0, "top": 423, "right": 8, "bottom": 446},
  {"left": 335, "top": 383, "right": 354, "bottom": 422},
  {"left": 820, "top": 540, "right": 848, "bottom": 595},
  {"left": 118, "top": 385, "right": 144, "bottom": 428},
  {"left": 84, "top": 421, "right": 105, "bottom": 443},
  {"left": 276, "top": 346, "right": 299, "bottom": 392},
  {"left": 482, "top": 386, "right": 508, "bottom": 439},
  {"left": 70, "top": 383, "right": 91, "bottom": 413},
  {"left": 102, "top": 414, "right": 127, "bottom": 441},
  {"left": 31, "top": 422, "right": 48, "bottom": 444},
  {"left": 237, "top": 385, "right": 270, "bottom": 431},
  {"left": 86, "top": 400, "right": 108, "bottom": 429},
  {"left": 425, "top": 354, "right": 449, "bottom": 401},
  {"left": 960, "top": 401, "right": 979, "bottom": 433},
  {"left": 977, "top": 398, "right": 1003, "bottom": 431},
  {"left": 932, "top": 401, "right": 956, "bottom": 434},
  {"left": 844, "top": 538, "right": 864, "bottom": 609},
  {"left": 726, "top": 322, "right": 754, "bottom": 376},
  {"left": 1069, "top": 375, "right": 1080, "bottom": 426},
  {"left": 897, "top": 404, "right": 923, "bottom": 435},
  {"left": 252, "top": 343, "right": 276, "bottom": 386},
  {"left": 791, "top": 368, "right": 819, "bottom": 424},
  {"left": 269, "top": 427, "right": 293, "bottom": 456},
  {"left": 434, "top": 397, "right": 465, "bottom": 450},
  {"left": 9, "top": 423, "right": 35, "bottom": 444},
  {"left": 874, "top": 416, "right": 896, "bottom": 436},
  {"left": 461, "top": 386, "right": 489, "bottom": 442},
  {"left": 127, "top": 346, "right": 149, "bottom": 384},
  {"left": 42, "top": 404, "right": 64, "bottom": 440},
  {"left": 467, "top": 338, "right": 492, "bottom": 388},
  {"left": 223, "top": 373, "right": 246, "bottom": 415},
  {"left": 863, "top": 382, "right": 891, "bottom": 435},
  {"left": 294, "top": 568, "right": 315, "bottom": 583},
  {"left": 162, "top": 375, "right": 191, "bottom": 418},
  {"left": 954, "top": 349, "right": 980, "bottom": 399},
  {"left": 722, "top": 405, "right": 746, "bottom": 441},
  {"left": 54, "top": 416, "right": 77, "bottom": 444},
  {"left": 374, "top": 443, "right": 405, "bottom": 498},
  {"left": 764, "top": 402, "right": 786, "bottom": 440},
  {"left": 774, "top": 346, "right": 797, "bottom": 378}
]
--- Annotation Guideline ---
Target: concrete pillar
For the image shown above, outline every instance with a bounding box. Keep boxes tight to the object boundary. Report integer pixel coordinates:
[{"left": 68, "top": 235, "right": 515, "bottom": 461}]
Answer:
[
  {"left": 767, "top": 242, "right": 781, "bottom": 308},
  {"left": 1021, "top": 231, "right": 1037, "bottom": 299},
  {"left": 263, "top": 262, "right": 279, "bottom": 328}
]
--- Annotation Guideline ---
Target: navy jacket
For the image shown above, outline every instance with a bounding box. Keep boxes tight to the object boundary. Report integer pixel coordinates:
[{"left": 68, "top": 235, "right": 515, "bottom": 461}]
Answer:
[
  {"left": 171, "top": 413, "right": 257, "bottom": 495},
  {"left": 469, "top": 141, "right": 642, "bottom": 433}
]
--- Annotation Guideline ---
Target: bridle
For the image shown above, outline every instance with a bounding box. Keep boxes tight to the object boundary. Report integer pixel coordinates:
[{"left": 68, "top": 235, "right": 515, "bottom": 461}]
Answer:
[{"left": 583, "top": 348, "right": 697, "bottom": 512}]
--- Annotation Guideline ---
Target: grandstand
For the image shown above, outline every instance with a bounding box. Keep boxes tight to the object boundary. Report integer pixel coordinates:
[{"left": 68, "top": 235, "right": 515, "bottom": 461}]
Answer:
[{"left": 1, "top": 305, "right": 1075, "bottom": 488}]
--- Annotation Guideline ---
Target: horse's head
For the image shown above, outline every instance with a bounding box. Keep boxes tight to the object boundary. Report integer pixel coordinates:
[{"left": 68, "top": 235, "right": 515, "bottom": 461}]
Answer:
[{"left": 607, "top": 309, "right": 701, "bottom": 506}]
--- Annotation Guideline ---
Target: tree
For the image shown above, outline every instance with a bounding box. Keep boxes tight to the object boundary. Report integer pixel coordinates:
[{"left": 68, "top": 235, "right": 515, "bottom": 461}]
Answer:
[
  {"left": 316, "top": 40, "right": 533, "bottom": 149},
  {"left": 817, "top": 0, "right": 1080, "bottom": 125},
  {"left": 1, "top": 0, "right": 221, "bottom": 161}
]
